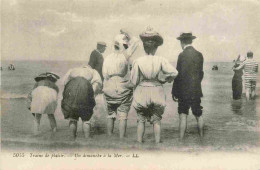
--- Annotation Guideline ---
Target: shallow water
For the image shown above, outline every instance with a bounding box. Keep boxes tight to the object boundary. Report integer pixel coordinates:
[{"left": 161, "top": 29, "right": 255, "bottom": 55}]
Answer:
[{"left": 1, "top": 60, "right": 259, "bottom": 151}]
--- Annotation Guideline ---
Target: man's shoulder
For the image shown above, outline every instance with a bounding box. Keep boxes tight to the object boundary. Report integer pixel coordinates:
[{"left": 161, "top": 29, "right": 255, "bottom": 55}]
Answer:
[
  {"left": 184, "top": 47, "right": 203, "bottom": 57},
  {"left": 91, "top": 50, "right": 102, "bottom": 57}
]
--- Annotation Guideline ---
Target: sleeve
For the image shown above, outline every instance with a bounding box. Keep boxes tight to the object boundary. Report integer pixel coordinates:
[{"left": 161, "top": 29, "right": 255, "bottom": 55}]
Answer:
[
  {"left": 62, "top": 69, "right": 72, "bottom": 85},
  {"left": 125, "top": 37, "right": 140, "bottom": 60},
  {"left": 26, "top": 82, "right": 38, "bottom": 110},
  {"left": 172, "top": 54, "right": 182, "bottom": 98},
  {"left": 255, "top": 63, "right": 258, "bottom": 73},
  {"left": 88, "top": 51, "right": 96, "bottom": 69},
  {"left": 53, "top": 84, "right": 59, "bottom": 94},
  {"left": 161, "top": 57, "right": 178, "bottom": 81},
  {"left": 233, "top": 61, "right": 245, "bottom": 70},
  {"left": 102, "top": 58, "right": 109, "bottom": 80},
  {"left": 199, "top": 53, "right": 204, "bottom": 81},
  {"left": 130, "top": 60, "right": 140, "bottom": 86},
  {"left": 91, "top": 69, "right": 102, "bottom": 94}
]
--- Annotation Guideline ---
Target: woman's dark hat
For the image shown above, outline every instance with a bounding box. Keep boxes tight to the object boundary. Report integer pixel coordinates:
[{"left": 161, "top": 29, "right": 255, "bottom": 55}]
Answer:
[
  {"left": 247, "top": 51, "right": 253, "bottom": 57},
  {"left": 140, "top": 26, "right": 163, "bottom": 46},
  {"left": 177, "top": 32, "right": 196, "bottom": 40},
  {"left": 34, "top": 72, "right": 60, "bottom": 82}
]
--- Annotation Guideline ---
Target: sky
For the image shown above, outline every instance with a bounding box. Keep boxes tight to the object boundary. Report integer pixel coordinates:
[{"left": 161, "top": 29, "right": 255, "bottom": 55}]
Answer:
[{"left": 2, "top": 0, "right": 260, "bottom": 62}]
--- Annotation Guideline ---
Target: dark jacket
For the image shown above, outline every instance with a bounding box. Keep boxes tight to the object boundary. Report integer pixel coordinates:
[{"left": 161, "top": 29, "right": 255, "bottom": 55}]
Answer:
[
  {"left": 88, "top": 50, "right": 104, "bottom": 81},
  {"left": 172, "top": 46, "right": 204, "bottom": 99}
]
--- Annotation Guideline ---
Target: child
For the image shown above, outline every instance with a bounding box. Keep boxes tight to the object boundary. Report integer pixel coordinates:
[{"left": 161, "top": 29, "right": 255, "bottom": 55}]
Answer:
[
  {"left": 61, "top": 65, "right": 102, "bottom": 140},
  {"left": 27, "top": 72, "right": 60, "bottom": 135}
]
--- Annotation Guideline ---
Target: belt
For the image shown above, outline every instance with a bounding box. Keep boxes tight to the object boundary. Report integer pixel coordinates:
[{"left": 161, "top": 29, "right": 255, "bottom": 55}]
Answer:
[{"left": 139, "top": 80, "right": 162, "bottom": 87}]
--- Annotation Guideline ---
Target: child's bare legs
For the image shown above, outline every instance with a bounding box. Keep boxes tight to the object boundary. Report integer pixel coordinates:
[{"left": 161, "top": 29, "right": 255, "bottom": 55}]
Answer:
[
  {"left": 33, "top": 113, "right": 42, "bottom": 135},
  {"left": 245, "top": 88, "right": 251, "bottom": 100},
  {"left": 69, "top": 120, "right": 77, "bottom": 140},
  {"left": 119, "top": 119, "right": 127, "bottom": 139},
  {"left": 179, "top": 113, "right": 187, "bottom": 141},
  {"left": 107, "top": 113, "right": 116, "bottom": 136},
  {"left": 153, "top": 121, "right": 161, "bottom": 143},
  {"left": 251, "top": 87, "right": 256, "bottom": 99},
  {"left": 47, "top": 114, "right": 57, "bottom": 132},
  {"left": 82, "top": 121, "right": 91, "bottom": 138},
  {"left": 118, "top": 111, "right": 128, "bottom": 139},
  {"left": 195, "top": 116, "right": 204, "bottom": 138},
  {"left": 137, "top": 121, "right": 145, "bottom": 143}
]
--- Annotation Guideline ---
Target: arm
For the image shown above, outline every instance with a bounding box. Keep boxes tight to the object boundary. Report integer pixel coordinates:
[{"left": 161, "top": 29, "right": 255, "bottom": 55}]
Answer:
[
  {"left": 172, "top": 54, "right": 182, "bottom": 99},
  {"left": 62, "top": 69, "right": 72, "bottom": 85},
  {"left": 124, "top": 37, "right": 140, "bottom": 60},
  {"left": 102, "top": 57, "right": 109, "bottom": 80},
  {"left": 199, "top": 54, "right": 204, "bottom": 81},
  {"left": 26, "top": 82, "right": 38, "bottom": 110},
  {"left": 233, "top": 62, "right": 245, "bottom": 70},
  {"left": 161, "top": 57, "right": 178, "bottom": 83},
  {"left": 91, "top": 69, "right": 102, "bottom": 95},
  {"left": 130, "top": 60, "right": 140, "bottom": 87}
]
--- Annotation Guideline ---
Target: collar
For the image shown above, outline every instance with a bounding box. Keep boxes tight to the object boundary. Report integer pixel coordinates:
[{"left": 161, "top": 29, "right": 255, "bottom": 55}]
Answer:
[
  {"left": 95, "top": 49, "right": 101, "bottom": 54},
  {"left": 184, "top": 44, "right": 193, "bottom": 50}
]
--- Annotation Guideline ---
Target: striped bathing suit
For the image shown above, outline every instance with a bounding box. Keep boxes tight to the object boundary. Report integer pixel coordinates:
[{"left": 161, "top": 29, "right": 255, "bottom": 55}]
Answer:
[{"left": 243, "top": 59, "right": 258, "bottom": 88}]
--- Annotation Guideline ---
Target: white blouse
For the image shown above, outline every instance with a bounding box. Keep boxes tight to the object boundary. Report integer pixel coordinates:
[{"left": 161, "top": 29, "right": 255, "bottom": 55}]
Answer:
[
  {"left": 63, "top": 65, "right": 102, "bottom": 86},
  {"left": 131, "top": 55, "right": 178, "bottom": 86},
  {"left": 102, "top": 52, "right": 128, "bottom": 80}
]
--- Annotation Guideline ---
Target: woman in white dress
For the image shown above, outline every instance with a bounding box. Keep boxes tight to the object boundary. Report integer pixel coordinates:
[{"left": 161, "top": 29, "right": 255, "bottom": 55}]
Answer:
[
  {"left": 103, "top": 31, "right": 139, "bottom": 138},
  {"left": 131, "top": 27, "right": 178, "bottom": 143},
  {"left": 27, "top": 72, "right": 60, "bottom": 135}
]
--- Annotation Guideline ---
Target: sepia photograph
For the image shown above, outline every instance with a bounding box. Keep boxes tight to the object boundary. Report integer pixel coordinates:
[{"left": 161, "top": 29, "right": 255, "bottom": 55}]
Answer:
[{"left": 1, "top": 0, "right": 260, "bottom": 169}]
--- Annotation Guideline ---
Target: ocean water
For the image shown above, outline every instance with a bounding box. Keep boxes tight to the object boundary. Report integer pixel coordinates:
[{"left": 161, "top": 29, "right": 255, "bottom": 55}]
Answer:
[{"left": 1, "top": 60, "right": 259, "bottom": 150}]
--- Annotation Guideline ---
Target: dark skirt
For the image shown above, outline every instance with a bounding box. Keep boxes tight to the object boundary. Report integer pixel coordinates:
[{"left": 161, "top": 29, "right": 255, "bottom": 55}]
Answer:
[
  {"left": 61, "top": 77, "right": 95, "bottom": 121},
  {"left": 232, "top": 78, "right": 242, "bottom": 100}
]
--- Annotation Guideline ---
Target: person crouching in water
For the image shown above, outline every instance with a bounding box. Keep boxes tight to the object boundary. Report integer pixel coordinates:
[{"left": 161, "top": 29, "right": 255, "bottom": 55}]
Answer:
[
  {"left": 131, "top": 27, "right": 178, "bottom": 143},
  {"left": 61, "top": 65, "right": 102, "bottom": 140},
  {"left": 103, "top": 31, "right": 139, "bottom": 139},
  {"left": 27, "top": 72, "right": 60, "bottom": 135}
]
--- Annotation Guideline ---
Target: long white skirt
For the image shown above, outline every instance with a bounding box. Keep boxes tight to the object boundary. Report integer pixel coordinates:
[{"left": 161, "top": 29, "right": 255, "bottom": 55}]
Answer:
[{"left": 31, "top": 86, "right": 58, "bottom": 114}]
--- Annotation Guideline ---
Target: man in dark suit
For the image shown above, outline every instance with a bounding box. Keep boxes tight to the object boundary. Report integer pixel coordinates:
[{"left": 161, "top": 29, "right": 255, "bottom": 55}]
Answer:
[
  {"left": 88, "top": 42, "right": 107, "bottom": 81},
  {"left": 172, "top": 33, "right": 204, "bottom": 140}
]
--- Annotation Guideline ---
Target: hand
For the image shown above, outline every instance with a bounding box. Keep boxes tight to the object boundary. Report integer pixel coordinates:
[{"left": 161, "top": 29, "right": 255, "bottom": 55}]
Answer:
[
  {"left": 165, "top": 76, "right": 174, "bottom": 83},
  {"left": 120, "top": 28, "right": 131, "bottom": 40},
  {"left": 172, "top": 96, "right": 178, "bottom": 102}
]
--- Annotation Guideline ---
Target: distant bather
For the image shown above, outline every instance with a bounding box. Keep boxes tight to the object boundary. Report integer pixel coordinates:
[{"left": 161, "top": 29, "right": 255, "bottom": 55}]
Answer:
[
  {"left": 212, "top": 65, "right": 218, "bottom": 70},
  {"left": 8, "top": 64, "right": 15, "bottom": 70}
]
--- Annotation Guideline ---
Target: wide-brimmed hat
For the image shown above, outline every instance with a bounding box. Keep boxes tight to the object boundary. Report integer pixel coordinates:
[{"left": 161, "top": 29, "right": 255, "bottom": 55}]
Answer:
[
  {"left": 139, "top": 27, "right": 163, "bottom": 46},
  {"left": 97, "top": 41, "right": 107, "bottom": 47},
  {"left": 34, "top": 72, "right": 60, "bottom": 82},
  {"left": 177, "top": 32, "right": 196, "bottom": 40}
]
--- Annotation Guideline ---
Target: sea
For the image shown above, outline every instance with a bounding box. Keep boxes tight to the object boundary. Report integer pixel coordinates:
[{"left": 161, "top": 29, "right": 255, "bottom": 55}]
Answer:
[{"left": 1, "top": 60, "right": 259, "bottom": 151}]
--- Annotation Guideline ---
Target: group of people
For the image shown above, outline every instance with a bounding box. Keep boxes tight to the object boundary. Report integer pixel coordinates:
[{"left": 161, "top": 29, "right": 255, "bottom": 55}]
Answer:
[
  {"left": 27, "top": 27, "right": 207, "bottom": 143},
  {"left": 232, "top": 52, "right": 258, "bottom": 100}
]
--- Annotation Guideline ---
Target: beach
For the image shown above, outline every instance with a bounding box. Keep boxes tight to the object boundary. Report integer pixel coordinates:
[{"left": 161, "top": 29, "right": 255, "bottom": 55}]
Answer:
[{"left": 1, "top": 60, "right": 259, "bottom": 152}]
